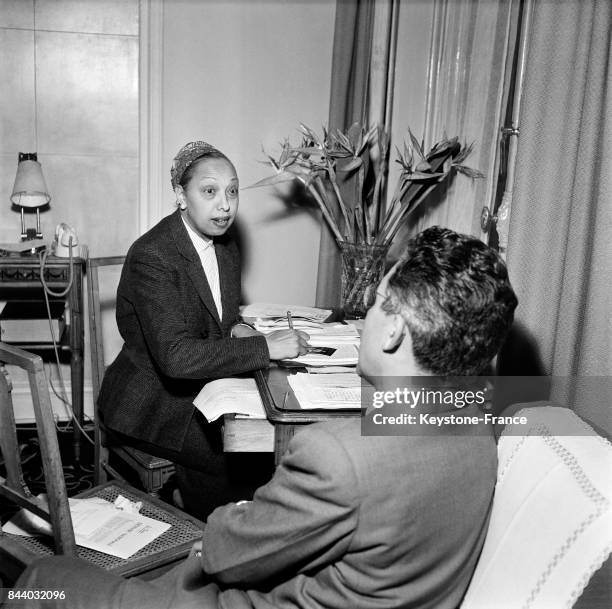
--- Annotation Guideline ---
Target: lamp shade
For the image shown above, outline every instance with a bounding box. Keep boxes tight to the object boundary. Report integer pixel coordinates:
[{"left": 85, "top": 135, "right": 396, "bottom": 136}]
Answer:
[{"left": 10, "top": 152, "right": 51, "bottom": 208}]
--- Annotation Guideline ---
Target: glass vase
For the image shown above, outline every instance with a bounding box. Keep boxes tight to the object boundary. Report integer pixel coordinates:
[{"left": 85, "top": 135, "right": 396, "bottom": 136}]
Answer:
[{"left": 340, "top": 241, "right": 389, "bottom": 318}]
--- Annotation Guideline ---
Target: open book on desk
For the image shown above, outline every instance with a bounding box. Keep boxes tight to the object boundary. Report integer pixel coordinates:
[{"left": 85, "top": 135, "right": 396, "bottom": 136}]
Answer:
[
  {"left": 287, "top": 372, "right": 365, "bottom": 410},
  {"left": 194, "top": 378, "right": 266, "bottom": 422}
]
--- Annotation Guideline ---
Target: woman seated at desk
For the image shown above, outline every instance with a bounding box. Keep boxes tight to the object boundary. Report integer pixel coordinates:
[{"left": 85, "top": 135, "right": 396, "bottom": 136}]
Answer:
[{"left": 98, "top": 141, "right": 309, "bottom": 518}]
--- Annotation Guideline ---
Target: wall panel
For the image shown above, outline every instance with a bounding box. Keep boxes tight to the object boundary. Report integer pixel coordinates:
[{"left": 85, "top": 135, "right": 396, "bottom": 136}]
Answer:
[
  {"left": 162, "top": 0, "right": 336, "bottom": 305},
  {"left": 0, "top": 0, "right": 34, "bottom": 29},
  {"left": 36, "top": 31, "right": 138, "bottom": 156},
  {"left": 35, "top": 0, "right": 138, "bottom": 35},
  {"left": 0, "top": 0, "right": 139, "bottom": 421},
  {"left": 0, "top": 28, "right": 36, "bottom": 159}
]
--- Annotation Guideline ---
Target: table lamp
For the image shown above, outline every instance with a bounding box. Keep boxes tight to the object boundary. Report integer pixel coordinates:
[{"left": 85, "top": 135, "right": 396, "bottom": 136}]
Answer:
[{"left": 10, "top": 152, "right": 51, "bottom": 241}]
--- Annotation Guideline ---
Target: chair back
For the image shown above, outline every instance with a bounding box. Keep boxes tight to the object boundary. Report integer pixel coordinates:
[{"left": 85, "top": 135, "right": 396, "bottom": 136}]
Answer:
[
  {"left": 461, "top": 404, "right": 612, "bottom": 608},
  {"left": 87, "top": 256, "right": 175, "bottom": 494},
  {"left": 1, "top": 348, "right": 201, "bottom": 584},
  {"left": 0, "top": 343, "right": 76, "bottom": 556},
  {"left": 87, "top": 256, "right": 126, "bottom": 484},
  {"left": 87, "top": 256, "right": 125, "bottom": 403}
]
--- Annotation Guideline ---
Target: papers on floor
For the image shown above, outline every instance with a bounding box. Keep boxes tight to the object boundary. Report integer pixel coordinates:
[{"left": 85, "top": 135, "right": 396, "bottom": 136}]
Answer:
[
  {"left": 4, "top": 494, "right": 171, "bottom": 559},
  {"left": 287, "top": 372, "right": 363, "bottom": 409},
  {"left": 194, "top": 377, "right": 266, "bottom": 422},
  {"left": 240, "top": 303, "right": 331, "bottom": 323}
]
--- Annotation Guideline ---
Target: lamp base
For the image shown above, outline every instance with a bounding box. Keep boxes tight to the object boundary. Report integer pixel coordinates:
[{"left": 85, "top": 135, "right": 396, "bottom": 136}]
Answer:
[
  {"left": 19, "top": 207, "right": 43, "bottom": 242},
  {"left": 21, "top": 228, "right": 43, "bottom": 241}
]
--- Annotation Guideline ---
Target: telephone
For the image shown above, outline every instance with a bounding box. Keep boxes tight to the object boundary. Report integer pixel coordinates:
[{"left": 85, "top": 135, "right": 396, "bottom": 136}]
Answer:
[{"left": 52, "top": 223, "right": 79, "bottom": 257}]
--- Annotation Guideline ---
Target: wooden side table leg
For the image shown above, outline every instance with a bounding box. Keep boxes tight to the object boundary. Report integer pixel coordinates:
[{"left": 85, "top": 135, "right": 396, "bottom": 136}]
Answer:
[
  {"left": 274, "top": 424, "right": 300, "bottom": 466},
  {"left": 69, "top": 260, "right": 84, "bottom": 464}
]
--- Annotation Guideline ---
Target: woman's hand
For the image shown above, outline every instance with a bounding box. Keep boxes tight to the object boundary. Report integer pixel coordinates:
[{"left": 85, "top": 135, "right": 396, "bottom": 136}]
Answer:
[
  {"left": 265, "top": 329, "right": 310, "bottom": 360},
  {"left": 230, "top": 323, "right": 261, "bottom": 338}
]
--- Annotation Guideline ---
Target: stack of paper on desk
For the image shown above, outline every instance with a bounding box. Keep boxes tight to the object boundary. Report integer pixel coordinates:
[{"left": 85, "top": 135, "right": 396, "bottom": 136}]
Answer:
[
  {"left": 306, "top": 366, "right": 358, "bottom": 374},
  {"left": 241, "top": 303, "right": 331, "bottom": 323},
  {"left": 194, "top": 378, "right": 266, "bottom": 422},
  {"left": 307, "top": 324, "right": 360, "bottom": 347},
  {"left": 255, "top": 318, "right": 329, "bottom": 332},
  {"left": 287, "top": 372, "right": 362, "bottom": 409},
  {"left": 256, "top": 321, "right": 359, "bottom": 342},
  {"left": 258, "top": 323, "right": 360, "bottom": 360},
  {"left": 285, "top": 343, "right": 359, "bottom": 367}
]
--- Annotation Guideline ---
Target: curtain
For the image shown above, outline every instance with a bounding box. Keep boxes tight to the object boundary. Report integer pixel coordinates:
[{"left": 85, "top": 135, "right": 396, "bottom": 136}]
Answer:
[
  {"left": 315, "top": 0, "right": 375, "bottom": 308},
  {"left": 394, "top": 0, "right": 518, "bottom": 252},
  {"left": 504, "top": 0, "right": 612, "bottom": 432},
  {"left": 317, "top": 0, "right": 518, "bottom": 304}
]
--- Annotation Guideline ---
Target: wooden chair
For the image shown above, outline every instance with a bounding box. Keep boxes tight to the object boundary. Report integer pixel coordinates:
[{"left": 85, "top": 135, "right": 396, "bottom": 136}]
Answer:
[
  {"left": 0, "top": 342, "right": 204, "bottom": 585},
  {"left": 87, "top": 256, "right": 175, "bottom": 495}
]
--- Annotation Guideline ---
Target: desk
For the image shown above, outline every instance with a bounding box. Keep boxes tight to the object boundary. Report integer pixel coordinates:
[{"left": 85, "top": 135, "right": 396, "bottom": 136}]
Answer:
[
  {"left": 223, "top": 367, "right": 361, "bottom": 464},
  {"left": 0, "top": 247, "right": 88, "bottom": 462}
]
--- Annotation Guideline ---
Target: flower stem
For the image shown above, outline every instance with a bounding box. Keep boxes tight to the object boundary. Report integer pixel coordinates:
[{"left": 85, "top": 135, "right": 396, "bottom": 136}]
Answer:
[
  {"left": 327, "top": 166, "right": 355, "bottom": 242},
  {"left": 384, "top": 183, "right": 439, "bottom": 244},
  {"left": 376, "top": 181, "right": 411, "bottom": 245},
  {"left": 299, "top": 179, "right": 344, "bottom": 244}
]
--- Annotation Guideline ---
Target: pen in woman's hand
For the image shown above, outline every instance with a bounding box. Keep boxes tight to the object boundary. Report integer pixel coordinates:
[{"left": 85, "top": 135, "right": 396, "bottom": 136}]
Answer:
[{"left": 286, "top": 310, "right": 294, "bottom": 330}]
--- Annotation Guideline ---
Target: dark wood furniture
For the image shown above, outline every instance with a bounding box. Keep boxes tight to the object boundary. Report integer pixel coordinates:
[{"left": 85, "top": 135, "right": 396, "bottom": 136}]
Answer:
[
  {"left": 0, "top": 248, "right": 87, "bottom": 463},
  {"left": 0, "top": 343, "right": 203, "bottom": 587},
  {"left": 222, "top": 367, "right": 362, "bottom": 464},
  {"left": 87, "top": 257, "right": 175, "bottom": 496}
]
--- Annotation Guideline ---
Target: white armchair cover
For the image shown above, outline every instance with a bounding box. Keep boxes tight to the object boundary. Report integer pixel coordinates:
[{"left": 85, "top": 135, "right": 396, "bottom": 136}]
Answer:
[{"left": 462, "top": 406, "right": 612, "bottom": 609}]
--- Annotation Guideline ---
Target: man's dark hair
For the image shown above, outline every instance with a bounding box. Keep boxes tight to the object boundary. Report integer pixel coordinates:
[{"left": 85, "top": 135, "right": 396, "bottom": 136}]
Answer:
[{"left": 383, "top": 226, "right": 518, "bottom": 375}]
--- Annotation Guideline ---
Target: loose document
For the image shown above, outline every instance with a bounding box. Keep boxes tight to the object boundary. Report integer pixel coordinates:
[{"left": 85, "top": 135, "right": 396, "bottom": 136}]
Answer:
[
  {"left": 4, "top": 495, "right": 171, "bottom": 559},
  {"left": 287, "top": 372, "right": 363, "bottom": 409},
  {"left": 194, "top": 378, "right": 266, "bottom": 422}
]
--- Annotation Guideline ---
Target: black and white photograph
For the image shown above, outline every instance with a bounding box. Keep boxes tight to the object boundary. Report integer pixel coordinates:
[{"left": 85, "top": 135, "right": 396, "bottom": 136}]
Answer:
[{"left": 0, "top": 0, "right": 610, "bottom": 607}]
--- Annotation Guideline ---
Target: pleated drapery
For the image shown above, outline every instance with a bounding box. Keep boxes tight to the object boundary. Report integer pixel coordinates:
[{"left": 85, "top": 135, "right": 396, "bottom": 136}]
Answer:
[
  {"left": 406, "top": 0, "right": 519, "bottom": 243},
  {"left": 505, "top": 0, "right": 612, "bottom": 432},
  {"left": 315, "top": 0, "right": 375, "bottom": 308}
]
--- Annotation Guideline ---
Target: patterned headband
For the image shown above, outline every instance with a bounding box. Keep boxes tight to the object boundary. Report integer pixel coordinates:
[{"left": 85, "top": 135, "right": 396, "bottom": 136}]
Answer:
[{"left": 170, "top": 141, "right": 223, "bottom": 189}]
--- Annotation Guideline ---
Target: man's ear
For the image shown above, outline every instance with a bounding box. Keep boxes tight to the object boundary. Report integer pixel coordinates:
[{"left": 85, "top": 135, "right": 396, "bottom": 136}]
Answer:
[{"left": 382, "top": 314, "right": 406, "bottom": 352}]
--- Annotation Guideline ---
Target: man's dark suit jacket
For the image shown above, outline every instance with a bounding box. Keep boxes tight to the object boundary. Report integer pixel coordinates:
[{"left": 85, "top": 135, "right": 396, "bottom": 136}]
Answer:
[
  {"left": 98, "top": 209, "right": 269, "bottom": 452},
  {"left": 194, "top": 414, "right": 497, "bottom": 609}
]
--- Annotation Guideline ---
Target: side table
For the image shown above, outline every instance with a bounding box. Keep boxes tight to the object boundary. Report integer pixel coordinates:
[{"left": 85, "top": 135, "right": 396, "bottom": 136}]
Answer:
[{"left": 0, "top": 246, "right": 88, "bottom": 463}]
